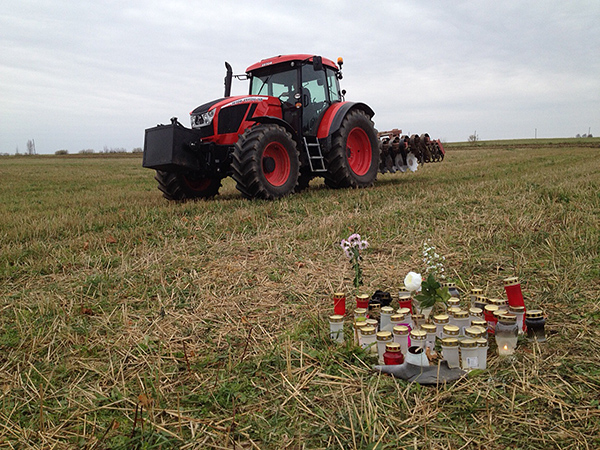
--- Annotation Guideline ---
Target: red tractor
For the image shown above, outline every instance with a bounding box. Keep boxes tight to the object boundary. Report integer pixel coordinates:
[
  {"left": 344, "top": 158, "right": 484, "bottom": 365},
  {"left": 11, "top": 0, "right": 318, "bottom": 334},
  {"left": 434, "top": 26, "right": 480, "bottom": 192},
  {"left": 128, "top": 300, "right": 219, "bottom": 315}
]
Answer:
[{"left": 143, "top": 54, "right": 443, "bottom": 200}]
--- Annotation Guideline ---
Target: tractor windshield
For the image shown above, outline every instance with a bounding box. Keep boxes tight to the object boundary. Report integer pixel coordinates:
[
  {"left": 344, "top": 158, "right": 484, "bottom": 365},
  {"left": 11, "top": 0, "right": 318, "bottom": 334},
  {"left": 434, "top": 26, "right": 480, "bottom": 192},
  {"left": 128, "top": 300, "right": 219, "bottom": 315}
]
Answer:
[{"left": 250, "top": 67, "right": 297, "bottom": 102}]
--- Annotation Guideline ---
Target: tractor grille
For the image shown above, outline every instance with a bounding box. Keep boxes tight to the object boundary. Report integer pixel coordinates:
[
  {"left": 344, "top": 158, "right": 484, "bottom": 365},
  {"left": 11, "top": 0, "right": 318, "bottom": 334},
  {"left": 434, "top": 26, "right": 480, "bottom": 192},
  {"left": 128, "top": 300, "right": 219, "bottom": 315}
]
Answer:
[{"left": 218, "top": 104, "right": 249, "bottom": 134}]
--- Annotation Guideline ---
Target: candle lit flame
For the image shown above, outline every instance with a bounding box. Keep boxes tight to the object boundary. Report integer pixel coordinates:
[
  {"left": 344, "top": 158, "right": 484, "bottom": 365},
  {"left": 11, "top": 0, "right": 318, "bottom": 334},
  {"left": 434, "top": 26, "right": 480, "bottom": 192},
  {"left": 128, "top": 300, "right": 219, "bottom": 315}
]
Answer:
[{"left": 503, "top": 344, "right": 508, "bottom": 351}]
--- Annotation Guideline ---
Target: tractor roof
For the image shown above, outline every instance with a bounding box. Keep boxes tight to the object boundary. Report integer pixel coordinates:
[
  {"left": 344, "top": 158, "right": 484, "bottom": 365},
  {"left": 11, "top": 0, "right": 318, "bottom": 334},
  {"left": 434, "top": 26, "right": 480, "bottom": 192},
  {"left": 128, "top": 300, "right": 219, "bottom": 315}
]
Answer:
[{"left": 246, "top": 54, "right": 338, "bottom": 73}]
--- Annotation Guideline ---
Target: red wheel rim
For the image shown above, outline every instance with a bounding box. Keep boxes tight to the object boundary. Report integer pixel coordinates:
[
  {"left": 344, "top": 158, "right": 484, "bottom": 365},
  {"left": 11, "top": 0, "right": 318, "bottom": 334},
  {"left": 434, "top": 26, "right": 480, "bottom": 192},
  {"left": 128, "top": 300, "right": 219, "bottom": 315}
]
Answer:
[
  {"left": 346, "top": 127, "right": 372, "bottom": 176},
  {"left": 263, "top": 142, "right": 291, "bottom": 187},
  {"left": 183, "top": 176, "right": 211, "bottom": 191}
]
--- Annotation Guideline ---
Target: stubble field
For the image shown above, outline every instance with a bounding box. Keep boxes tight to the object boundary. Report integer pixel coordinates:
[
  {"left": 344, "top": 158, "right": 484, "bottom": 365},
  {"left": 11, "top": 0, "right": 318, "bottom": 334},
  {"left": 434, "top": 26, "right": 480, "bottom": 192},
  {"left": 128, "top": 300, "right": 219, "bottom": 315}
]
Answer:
[{"left": 1, "top": 138, "right": 599, "bottom": 449}]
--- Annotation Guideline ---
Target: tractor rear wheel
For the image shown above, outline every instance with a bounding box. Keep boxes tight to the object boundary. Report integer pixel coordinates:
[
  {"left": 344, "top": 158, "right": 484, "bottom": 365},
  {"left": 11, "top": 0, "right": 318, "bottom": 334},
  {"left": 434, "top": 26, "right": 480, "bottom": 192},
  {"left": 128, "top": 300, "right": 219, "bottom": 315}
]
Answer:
[
  {"left": 154, "top": 170, "right": 222, "bottom": 201},
  {"left": 324, "top": 109, "right": 380, "bottom": 189},
  {"left": 232, "top": 124, "right": 300, "bottom": 200}
]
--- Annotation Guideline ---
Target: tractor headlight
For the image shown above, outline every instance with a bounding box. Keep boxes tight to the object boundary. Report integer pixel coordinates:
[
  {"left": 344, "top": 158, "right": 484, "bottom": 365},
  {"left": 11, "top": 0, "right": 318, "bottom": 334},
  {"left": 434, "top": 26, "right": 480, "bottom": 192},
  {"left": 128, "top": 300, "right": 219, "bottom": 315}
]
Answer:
[{"left": 191, "top": 109, "right": 215, "bottom": 128}]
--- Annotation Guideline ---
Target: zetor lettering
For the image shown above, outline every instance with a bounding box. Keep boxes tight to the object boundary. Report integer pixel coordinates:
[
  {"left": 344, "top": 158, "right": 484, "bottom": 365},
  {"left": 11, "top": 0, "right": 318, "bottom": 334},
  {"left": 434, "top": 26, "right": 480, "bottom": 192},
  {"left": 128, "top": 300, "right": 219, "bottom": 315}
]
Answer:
[{"left": 142, "top": 54, "right": 444, "bottom": 201}]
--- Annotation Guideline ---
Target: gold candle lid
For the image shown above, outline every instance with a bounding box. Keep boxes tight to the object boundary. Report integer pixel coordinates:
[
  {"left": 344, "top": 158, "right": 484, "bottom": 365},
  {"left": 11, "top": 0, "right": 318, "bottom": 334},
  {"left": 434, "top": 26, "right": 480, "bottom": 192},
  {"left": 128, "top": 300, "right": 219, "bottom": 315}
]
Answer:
[
  {"left": 441, "top": 337, "right": 459, "bottom": 347},
  {"left": 333, "top": 292, "right": 345, "bottom": 299},
  {"left": 365, "top": 319, "right": 378, "bottom": 327},
  {"left": 356, "top": 293, "right": 369, "bottom": 301},
  {"left": 410, "top": 329, "right": 427, "bottom": 339},
  {"left": 422, "top": 324, "right": 437, "bottom": 333},
  {"left": 469, "top": 307, "right": 483, "bottom": 316},
  {"left": 360, "top": 326, "right": 376, "bottom": 335},
  {"left": 454, "top": 310, "right": 469, "bottom": 319},
  {"left": 329, "top": 315, "right": 344, "bottom": 323},
  {"left": 443, "top": 325, "right": 460, "bottom": 335},
  {"left": 354, "top": 308, "right": 367, "bottom": 315},
  {"left": 354, "top": 321, "right": 368, "bottom": 329},
  {"left": 460, "top": 338, "right": 477, "bottom": 348},
  {"left": 397, "top": 307, "right": 411, "bottom": 315},
  {"left": 433, "top": 314, "right": 449, "bottom": 323},
  {"left": 509, "top": 305, "right": 525, "bottom": 313},
  {"left": 376, "top": 330, "right": 393, "bottom": 341},
  {"left": 465, "top": 326, "right": 483, "bottom": 338},
  {"left": 526, "top": 309, "right": 544, "bottom": 319},
  {"left": 392, "top": 325, "right": 410, "bottom": 335},
  {"left": 381, "top": 306, "right": 394, "bottom": 314},
  {"left": 390, "top": 314, "right": 405, "bottom": 322},
  {"left": 471, "top": 288, "right": 483, "bottom": 295},
  {"left": 484, "top": 305, "right": 499, "bottom": 313},
  {"left": 386, "top": 342, "right": 402, "bottom": 352},
  {"left": 503, "top": 277, "right": 519, "bottom": 286},
  {"left": 498, "top": 314, "right": 517, "bottom": 324}
]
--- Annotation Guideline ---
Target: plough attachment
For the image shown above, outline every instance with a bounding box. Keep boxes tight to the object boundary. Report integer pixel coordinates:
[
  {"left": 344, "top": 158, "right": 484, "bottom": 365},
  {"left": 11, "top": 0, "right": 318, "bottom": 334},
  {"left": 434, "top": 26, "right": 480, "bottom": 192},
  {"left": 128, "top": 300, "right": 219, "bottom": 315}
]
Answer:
[{"left": 378, "top": 128, "right": 444, "bottom": 173}]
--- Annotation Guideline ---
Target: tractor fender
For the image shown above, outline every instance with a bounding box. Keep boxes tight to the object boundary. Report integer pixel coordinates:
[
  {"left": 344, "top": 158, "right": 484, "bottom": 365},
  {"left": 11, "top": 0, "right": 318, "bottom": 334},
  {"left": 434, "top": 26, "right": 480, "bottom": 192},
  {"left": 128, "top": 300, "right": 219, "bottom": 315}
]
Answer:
[
  {"left": 250, "top": 116, "right": 297, "bottom": 139},
  {"left": 316, "top": 102, "right": 375, "bottom": 139}
]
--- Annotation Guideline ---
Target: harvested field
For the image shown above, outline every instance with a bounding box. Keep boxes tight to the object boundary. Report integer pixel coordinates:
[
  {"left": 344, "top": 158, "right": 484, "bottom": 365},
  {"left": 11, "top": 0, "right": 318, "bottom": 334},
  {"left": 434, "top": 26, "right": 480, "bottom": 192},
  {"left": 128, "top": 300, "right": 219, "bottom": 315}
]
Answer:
[{"left": 1, "top": 138, "right": 599, "bottom": 449}]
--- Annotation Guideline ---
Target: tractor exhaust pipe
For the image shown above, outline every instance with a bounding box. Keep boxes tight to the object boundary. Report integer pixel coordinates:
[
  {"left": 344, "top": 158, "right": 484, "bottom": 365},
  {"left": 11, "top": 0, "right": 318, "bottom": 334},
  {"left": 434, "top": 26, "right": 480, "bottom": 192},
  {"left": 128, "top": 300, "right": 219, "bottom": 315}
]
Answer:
[{"left": 224, "top": 62, "right": 233, "bottom": 97}]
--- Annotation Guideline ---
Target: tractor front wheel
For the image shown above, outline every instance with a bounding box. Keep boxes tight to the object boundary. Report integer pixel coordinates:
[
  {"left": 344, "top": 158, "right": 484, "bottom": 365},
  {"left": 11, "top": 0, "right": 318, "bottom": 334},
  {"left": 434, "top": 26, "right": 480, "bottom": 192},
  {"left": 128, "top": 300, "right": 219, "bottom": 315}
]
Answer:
[
  {"left": 232, "top": 124, "right": 300, "bottom": 200},
  {"left": 154, "top": 171, "right": 222, "bottom": 201},
  {"left": 324, "top": 109, "right": 380, "bottom": 189}
]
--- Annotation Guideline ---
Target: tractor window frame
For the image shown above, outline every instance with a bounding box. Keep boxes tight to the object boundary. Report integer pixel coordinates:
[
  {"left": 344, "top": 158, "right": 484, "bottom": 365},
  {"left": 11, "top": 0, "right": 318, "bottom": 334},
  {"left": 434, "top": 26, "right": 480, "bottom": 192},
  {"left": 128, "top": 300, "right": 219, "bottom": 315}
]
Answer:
[
  {"left": 249, "top": 65, "right": 299, "bottom": 101},
  {"left": 325, "top": 67, "right": 341, "bottom": 103}
]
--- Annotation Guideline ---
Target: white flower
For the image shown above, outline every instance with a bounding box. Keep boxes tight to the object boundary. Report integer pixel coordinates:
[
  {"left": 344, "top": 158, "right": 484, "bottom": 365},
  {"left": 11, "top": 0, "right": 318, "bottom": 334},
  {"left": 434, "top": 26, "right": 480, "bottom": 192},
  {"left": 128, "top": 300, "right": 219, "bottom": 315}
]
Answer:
[
  {"left": 348, "top": 233, "right": 361, "bottom": 246},
  {"left": 404, "top": 271, "right": 422, "bottom": 292},
  {"left": 359, "top": 240, "right": 369, "bottom": 250},
  {"left": 406, "top": 152, "right": 419, "bottom": 172}
]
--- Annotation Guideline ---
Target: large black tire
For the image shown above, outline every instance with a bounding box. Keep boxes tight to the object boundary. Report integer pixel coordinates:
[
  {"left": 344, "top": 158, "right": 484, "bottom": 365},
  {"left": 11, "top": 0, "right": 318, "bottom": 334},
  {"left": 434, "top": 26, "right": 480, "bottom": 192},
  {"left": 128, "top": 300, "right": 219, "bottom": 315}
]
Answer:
[
  {"left": 154, "top": 170, "right": 222, "bottom": 201},
  {"left": 231, "top": 124, "right": 300, "bottom": 200},
  {"left": 324, "top": 109, "right": 380, "bottom": 189}
]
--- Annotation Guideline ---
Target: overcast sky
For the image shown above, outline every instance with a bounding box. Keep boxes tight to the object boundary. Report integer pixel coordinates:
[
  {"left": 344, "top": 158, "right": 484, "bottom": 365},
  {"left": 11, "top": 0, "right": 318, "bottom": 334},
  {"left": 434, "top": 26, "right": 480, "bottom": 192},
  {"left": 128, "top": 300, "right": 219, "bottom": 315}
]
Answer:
[{"left": 1, "top": 0, "right": 598, "bottom": 154}]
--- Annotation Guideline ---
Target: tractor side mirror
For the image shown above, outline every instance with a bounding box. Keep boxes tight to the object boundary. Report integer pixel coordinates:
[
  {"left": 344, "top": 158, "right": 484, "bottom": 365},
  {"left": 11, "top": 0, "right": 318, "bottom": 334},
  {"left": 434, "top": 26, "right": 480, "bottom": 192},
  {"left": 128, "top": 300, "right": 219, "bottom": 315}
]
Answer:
[{"left": 313, "top": 56, "right": 323, "bottom": 71}]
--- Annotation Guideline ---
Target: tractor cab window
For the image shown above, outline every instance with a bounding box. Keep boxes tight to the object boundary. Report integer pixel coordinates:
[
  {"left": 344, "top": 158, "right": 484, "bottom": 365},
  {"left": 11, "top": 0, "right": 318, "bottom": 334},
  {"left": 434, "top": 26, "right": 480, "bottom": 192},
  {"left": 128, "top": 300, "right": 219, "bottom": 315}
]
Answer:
[
  {"left": 326, "top": 68, "right": 341, "bottom": 103},
  {"left": 250, "top": 68, "right": 297, "bottom": 103},
  {"left": 301, "top": 64, "right": 329, "bottom": 134}
]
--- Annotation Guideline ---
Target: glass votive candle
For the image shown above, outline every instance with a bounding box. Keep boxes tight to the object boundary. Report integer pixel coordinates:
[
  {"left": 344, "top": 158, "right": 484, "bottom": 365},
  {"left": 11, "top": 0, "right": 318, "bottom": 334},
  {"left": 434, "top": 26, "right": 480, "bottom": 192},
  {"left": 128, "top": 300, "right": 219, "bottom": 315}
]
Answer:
[
  {"left": 441, "top": 337, "right": 460, "bottom": 369},
  {"left": 495, "top": 314, "right": 518, "bottom": 356},
  {"left": 503, "top": 276, "right": 526, "bottom": 309},
  {"left": 525, "top": 309, "right": 546, "bottom": 342},
  {"left": 433, "top": 314, "right": 450, "bottom": 339},
  {"left": 489, "top": 298, "right": 508, "bottom": 313},
  {"left": 398, "top": 285, "right": 410, "bottom": 298},
  {"left": 411, "top": 313, "right": 425, "bottom": 330},
  {"left": 383, "top": 342, "right": 404, "bottom": 365},
  {"left": 390, "top": 313, "right": 405, "bottom": 331},
  {"left": 398, "top": 293, "right": 413, "bottom": 314},
  {"left": 376, "top": 331, "right": 393, "bottom": 364},
  {"left": 409, "top": 329, "right": 427, "bottom": 349},
  {"left": 392, "top": 325, "right": 410, "bottom": 355},
  {"left": 356, "top": 293, "right": 370, "bottom": 309},
  {"left": 396, "top": 307, "right": 413, "bottom": 330},
  {"left": 380, "top": 306, "right": 395, "bottom": 332},
  {"left": 459, "top": 338, "right": 479, "bottom": 370},
  {"left": 365, "top": 318, "right": 379, "bottom": 331},
  {"left": 447, "top": 297, "right": 461, "bottom": 309},
  {"left": 333, "top": 292, "right": 346, "bottom": 316},
  {"left": 469, "top": 307, "right": 483, "bottom": 320},
  {"left": 354, "top": 320, "right": 368, "bottom": 345},
  {"left": 453, "top": 310, "right": 471, "bottom": 334},
  {"left": 484, "top": 304, "right": 499, "bottom": 335},
  {"left": 509, "top": 305, "right": 525, "bottom": 334},
  {"left": 473, "top": 295, "right": 488, "bottom": 310},
  {"left": 465, "top": 326, "right": 484, "bottom": 340},
  {"left": 442, "top": 324, "right": 460, "bottom": 340},
  {"left": 329, "top": 314, "right": 345, "bottom": 343},
  {"left": 470, "top": 288, "right": 483, "bottom": 307},
  {"left": 421, "top": 323, "right": 437, "bottom": 349},
  {"left": 476, "top": 338, "right": 488, "bottom": 369},
  {"left": 359, "top": 326, "right": 377, "bottom": 353},
  {"left": 446, "top": 282, "right": 460, "bottom": 298},
  {"left": 354, "top": 308, "right": 367, "bottom": 322}
]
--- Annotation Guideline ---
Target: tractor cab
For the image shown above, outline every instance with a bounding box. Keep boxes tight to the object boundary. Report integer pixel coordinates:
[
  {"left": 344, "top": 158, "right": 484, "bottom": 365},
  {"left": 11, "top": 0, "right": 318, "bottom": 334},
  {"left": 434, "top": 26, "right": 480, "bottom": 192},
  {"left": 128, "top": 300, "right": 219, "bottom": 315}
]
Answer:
[{"left": 246, "top": 55, "right": 343, "bottom": 137}]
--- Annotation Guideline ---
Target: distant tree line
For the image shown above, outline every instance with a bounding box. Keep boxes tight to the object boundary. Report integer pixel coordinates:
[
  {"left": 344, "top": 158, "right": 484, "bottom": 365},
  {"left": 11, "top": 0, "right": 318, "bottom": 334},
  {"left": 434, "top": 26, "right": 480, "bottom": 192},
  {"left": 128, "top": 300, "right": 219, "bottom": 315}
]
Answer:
[{"left": 53, "top": 147, "right": 143, "bottom": 155}]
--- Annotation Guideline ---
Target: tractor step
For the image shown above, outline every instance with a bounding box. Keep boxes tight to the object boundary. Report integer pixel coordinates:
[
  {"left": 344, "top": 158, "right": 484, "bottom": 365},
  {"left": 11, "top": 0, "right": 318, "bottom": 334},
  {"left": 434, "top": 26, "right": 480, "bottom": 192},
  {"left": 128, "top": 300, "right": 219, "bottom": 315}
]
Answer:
[{"left": 303, "top": 136, "right": 327, "bottom": 172}]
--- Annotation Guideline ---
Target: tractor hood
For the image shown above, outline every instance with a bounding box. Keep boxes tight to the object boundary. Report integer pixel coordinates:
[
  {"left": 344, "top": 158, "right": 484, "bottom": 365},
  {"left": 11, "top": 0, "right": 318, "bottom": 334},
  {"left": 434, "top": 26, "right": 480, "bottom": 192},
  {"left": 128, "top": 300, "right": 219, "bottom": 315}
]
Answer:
[{"left": 189, "top": 95, "right": 283, "bottom": 145}]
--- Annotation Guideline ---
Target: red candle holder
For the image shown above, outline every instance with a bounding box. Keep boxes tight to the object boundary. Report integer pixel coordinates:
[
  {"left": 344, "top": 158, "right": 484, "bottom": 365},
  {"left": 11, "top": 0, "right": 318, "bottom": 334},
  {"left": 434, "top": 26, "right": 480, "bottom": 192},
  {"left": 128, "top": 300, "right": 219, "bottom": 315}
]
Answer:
[
  {"left": 356, "top": 294, "right": 370, "bottom": 309},
  {"left": 503, "top": 277, "right": 526, "bottom": 311},
  {"left": 333, "top": 292, "right": 346, "bottom": 316},
  {"left": 398, "top": 294, "right": 413, "bottom": 314}
]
